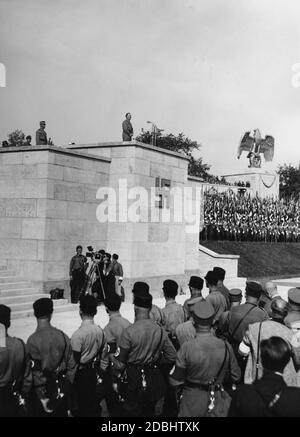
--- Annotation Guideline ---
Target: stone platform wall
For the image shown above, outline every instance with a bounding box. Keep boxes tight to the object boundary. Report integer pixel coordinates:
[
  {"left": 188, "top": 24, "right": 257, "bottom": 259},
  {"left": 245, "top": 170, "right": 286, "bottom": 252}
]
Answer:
[
  {"left": 0, "top": 141, "right": 241, "bottom": 300},
  {"left": 0, "top": 146, "right": 110, "bottom": 294}
]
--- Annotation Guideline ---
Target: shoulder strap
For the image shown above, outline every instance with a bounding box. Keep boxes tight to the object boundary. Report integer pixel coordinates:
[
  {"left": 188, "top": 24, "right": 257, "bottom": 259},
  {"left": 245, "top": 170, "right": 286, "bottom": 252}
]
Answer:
[
  {"left": 255, "top": 322, "right": 263, "bottom": 380},
  {"left": 97, "top": 329, "right": 106, "bottom": 358},
  {"left": 215, "top": 341, "right": 229, "bottom": 382},
  {"left": 230, "top": 304, "right": 257, "bottom": 340},
  {"left": 14, "top": 338, "right": 27, "bottom": 392},
  {"left": 151, "top": 327, "right": 164, "bottom": 363},
  {"left": 56, "top": 330, "right": 67, "bottom": 371}
]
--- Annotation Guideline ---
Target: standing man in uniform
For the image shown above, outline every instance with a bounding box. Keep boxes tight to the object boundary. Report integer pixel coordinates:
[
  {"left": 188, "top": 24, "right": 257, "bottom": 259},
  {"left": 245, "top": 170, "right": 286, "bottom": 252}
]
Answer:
[
  {"left": 227, "top": 281, "right": 268, "bottom": 377},
  {"left": 205, "top": 271, "right": 228, "bottom": 325},
  {"left": 111, "top": 283, "right": 176, "bottom": 417},
  {"left": 26, "top": 298, "right": 77, "bottom": 417},
  {"left": 216, "top": 289, "right": 243, "bottom": 339},
  {"left": 104, "top": 293, "right": 131, "bottom": 416},
  {"left": 122, "top": 113, "right": 133, "bottom": 141},
  {"left": 169, "top": 300, "right": 241, "bottom": 417},
  {"left": 71, "top": 295, "right": 108, "bottom": 417},
  {"left": 161, "top": 280, "right": 186, "bottom": 350},
  {"left": 132, "top": 282, "right": 165, "bottom": 327},
  {"left": 176, "top": 297, "right": 200, "bottom": 347},
  {"left": 111, "top": 254, "right": 124, "bottom": 299},
  {"left": 35, "top": 121, "right": 48, "bottom": 145},
  {"left": 183, "top": 276, "right": 204, "bottom": 319},
  {"left": 0, "top": 305, "right": 32, "bottom": 417},
  {"left": 69, "top": 245, "right": 88, "bottom": 304},
  {"left": 213, "top": 267, "right": 230, "bottom": 310}
]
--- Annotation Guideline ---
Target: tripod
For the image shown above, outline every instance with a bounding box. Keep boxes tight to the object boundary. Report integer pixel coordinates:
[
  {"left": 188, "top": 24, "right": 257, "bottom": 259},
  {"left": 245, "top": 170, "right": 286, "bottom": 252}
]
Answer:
[{"left": 80, "top": 259, "right": 105, "bottom": 300}]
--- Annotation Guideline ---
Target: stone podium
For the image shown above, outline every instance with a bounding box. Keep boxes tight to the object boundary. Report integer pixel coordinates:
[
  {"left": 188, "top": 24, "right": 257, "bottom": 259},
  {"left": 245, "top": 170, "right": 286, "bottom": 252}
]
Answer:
[{"left": 0, "top": 141, "right": 242, "bottom": 300}]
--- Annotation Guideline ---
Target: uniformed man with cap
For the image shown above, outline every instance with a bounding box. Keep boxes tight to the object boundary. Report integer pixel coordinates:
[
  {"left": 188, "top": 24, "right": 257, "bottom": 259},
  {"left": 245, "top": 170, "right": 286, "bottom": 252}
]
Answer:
[
  {"left": 103, "top": 293, "right": 131, "bottom": 417},
  {"left": 226, "top": 281, "right": 268, "bottom": 377},
  {"left": 169, "top": 300, "right": 241, "bottom": 417},
  {"left": 132, "top": 281, "right": 166, "bottom": 327},
  {"left": 239, "top": 298, "right": 298, "bottom": 387},
  {"left": 0, "top": 305, "right": 32, "bottom": 417},
  {"left": 183, "top": 276, "right": 204, "bottom": 319},
  {"left": 213, "top": 267, "right": 230, "bottom": 310},
  {"left": 176, "top": 298, "right": 199, "bottom": 347},
  {"left": 284, "top": 288, "right": 300, "bottom": 329},
  {"left": 111, "top": 282, "right": 176, "bottom": 417},
  {"left": 161, "top": 279, "right": 187, "bottom": 350},
  {"left": 205, "top": 271, "right": 228, "bottom": 324},
  {"left": 26, "top": 298, "right": 77, "bottom": 417},
  {"left": 35, "top": 121, "right": 48, "bottom": 145},
  {"left": 216, "top": 288, "right": 243, "bottom": 339},
  {"left": 71, "top": 294, "right": 108, "bottom": 417}
]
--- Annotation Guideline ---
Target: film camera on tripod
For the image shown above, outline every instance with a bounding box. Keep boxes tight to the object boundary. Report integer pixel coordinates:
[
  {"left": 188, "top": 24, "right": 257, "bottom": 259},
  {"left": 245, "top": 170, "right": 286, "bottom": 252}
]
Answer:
[{"left": 79, "top": 246, "right": 106, "bottom": 300}]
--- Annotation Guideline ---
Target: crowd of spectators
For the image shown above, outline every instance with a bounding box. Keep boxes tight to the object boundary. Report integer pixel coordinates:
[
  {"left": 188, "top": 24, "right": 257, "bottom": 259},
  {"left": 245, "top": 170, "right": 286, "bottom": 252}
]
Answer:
[{"left": 200, "top": 190, "right": 300, "bottom": 242}]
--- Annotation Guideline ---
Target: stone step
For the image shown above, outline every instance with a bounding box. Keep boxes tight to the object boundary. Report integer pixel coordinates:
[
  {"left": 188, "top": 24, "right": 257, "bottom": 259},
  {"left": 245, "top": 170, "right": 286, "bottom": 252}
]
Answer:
[
  {"left": 9, "top": 298, "right": 69, "bottom": 313},
  {"left": 11, "top": 302, "right": 78, "bottom": 320},
  {"left": 0, "top": 287, "right": 41, "bottom": 297},
  {"left": 0, "top": 276, "right": 25, "bottom": 283},
  {"left": 0, "top": 293, "right": 46, "bottom": 305},
  {"left": 0, "top": 282, "right": 32, "bottom": 291},
  {"left": 0, "top": 270, "right": 15, "bottom": 277}
]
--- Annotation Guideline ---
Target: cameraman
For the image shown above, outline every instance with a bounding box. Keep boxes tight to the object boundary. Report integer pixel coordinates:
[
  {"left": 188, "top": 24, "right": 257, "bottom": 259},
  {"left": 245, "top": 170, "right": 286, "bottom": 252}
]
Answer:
[{"left": 69, "top": 245, "right": 88, "bottom": 304}]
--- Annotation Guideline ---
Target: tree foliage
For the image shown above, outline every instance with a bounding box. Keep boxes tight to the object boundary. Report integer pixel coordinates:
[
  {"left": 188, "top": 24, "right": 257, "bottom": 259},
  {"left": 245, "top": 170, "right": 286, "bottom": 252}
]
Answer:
[
  {"left": 7, "top": 129, "right": 25, "bottom": 146},
  {"left": 278, "top": 163, "right": 300, "bottom": 198},
  {"left": 136, "top": 130, "right": 211, "bottom": 179}
]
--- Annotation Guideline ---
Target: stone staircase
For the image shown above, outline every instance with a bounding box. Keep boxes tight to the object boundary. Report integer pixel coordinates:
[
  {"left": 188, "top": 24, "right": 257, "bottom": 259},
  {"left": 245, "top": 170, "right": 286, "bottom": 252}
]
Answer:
[{"left": 0, "top": 267, "right": 76, "bottom": 319}]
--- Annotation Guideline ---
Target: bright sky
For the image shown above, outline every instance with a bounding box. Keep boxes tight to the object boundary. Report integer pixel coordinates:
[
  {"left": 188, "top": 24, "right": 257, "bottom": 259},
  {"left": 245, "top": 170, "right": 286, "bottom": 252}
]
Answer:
[{"left": 0, "top": 0, "right": 300, "bottom": 175}]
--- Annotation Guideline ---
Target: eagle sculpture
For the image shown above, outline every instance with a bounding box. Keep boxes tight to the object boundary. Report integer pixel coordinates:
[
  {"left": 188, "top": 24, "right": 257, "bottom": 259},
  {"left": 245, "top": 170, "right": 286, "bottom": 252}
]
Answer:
[{"left": 237, "top": 129, "right": 274, "bottom": 168}]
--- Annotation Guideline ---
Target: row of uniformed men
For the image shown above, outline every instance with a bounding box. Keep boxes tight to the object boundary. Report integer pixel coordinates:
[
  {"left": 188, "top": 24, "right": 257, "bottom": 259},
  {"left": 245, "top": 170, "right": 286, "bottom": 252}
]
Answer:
[{"left": 2, "top": 267, "right": 300, "bottom": 417}]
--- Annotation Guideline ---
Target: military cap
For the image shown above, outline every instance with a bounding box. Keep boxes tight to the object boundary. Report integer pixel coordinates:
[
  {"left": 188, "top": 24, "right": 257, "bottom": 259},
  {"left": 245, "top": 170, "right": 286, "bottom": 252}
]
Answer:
[
  {"left": 163, "top": 279, "right": 178, "bottom": 292},
  {"left": 271, "top": 298, "right": 289, "bottom": 318},
  {"left": 0, "top": 304, "right": 11, "bottom": 328},
  {"left": 188, "top": 276, "right": 204, "bottom": 290},
  {"left": 204, "top": 270, "right": 219, "bottom": 286},
  {"left": 229, "top": 288, "right": 243, "bottom": 302},
  {"left": 213, "top": 267, "right": 226, "bottom": 281},
  {"left": 192, "top": 301, "right": 215, "bottom": 320},
  {"left": 33, "top": 297, "right": 53, "bottom": 318},
  {"left": 134, "top": 291, "right": 152, "bottom": 309},
  {"left": 245, "top": 281, "right": 262, "bottom": 299},
  {"left": 288, "top": 288, "right": 300, "bottom": 305},
  {"left": 132, "top": 281, "right": 150, "bottom": 295},
  {"left": 79, "top": 294, "right": 98, "bottom": 315}
]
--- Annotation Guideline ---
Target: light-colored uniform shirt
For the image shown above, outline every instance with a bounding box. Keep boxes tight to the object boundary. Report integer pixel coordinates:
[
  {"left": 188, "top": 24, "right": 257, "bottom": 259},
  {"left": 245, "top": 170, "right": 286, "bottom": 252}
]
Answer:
[
  {"left": 162, "top": 300, "right": 186, "bottom": 337},
  {"left": 104, "top": 312, "right": 131, "bottom": 347},
  {"left": 176, "top": 320, "right": 196, "bottom": 347},
  {"left": 71, "top": 320, "right": 107, "bottom": 368}
]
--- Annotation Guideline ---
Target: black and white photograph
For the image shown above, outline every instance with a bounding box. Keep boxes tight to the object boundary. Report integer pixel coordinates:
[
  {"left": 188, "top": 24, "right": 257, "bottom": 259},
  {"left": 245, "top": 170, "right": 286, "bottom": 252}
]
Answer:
[{"left": 0, "top": 0, "right": 300, "bottom": 425}]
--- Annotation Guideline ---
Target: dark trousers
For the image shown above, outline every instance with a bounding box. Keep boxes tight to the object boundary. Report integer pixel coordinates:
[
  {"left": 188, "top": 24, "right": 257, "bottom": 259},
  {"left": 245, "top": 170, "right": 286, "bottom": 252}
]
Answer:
[
  {"left": 104, "top": 372, "right": 125, "bottom": 417},
  {"left": 70, "top": 269, "right": 86, "bottom": 303},
  {"left": 0, "top": 386, "right": 18, "bottom": 417},
  {"left": 122, "top": 365, "right": 166, "bottom": 417},
  {"left": 74, "top": 367, "right": 101, "bottom": 417},
  {"left": 27, "top": 391, "right": 68, "bottom": 417}
]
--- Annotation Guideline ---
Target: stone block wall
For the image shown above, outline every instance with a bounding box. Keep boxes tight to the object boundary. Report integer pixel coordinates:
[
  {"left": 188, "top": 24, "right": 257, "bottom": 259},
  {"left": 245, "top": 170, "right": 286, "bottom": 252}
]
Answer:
[
  {"left": 68, "top": 142, "right": 190, "bottom": 279},
  {"left": 0, "top": 146, "right": 110, "bottom": 296}
]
